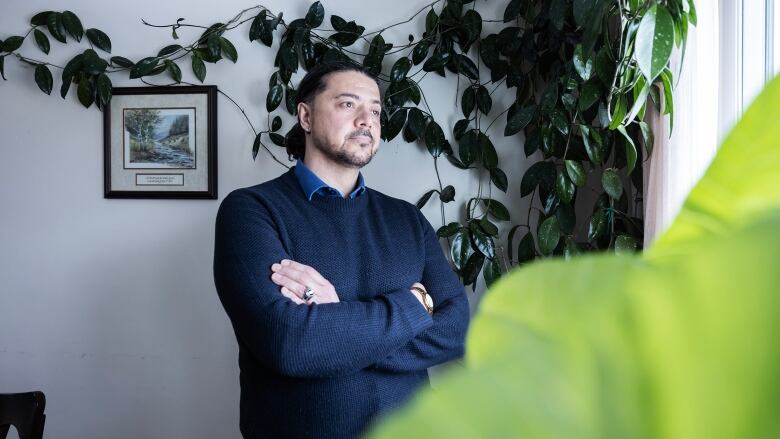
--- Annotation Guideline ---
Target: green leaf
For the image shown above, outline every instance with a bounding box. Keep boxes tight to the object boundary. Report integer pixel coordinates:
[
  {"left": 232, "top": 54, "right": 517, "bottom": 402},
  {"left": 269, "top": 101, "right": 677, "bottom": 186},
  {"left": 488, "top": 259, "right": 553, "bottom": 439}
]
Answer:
[
  {"left": 616, "top": 125, "right": 638, "bottom": 174},
  {"left": 110, "top": 56, "right": 134, "bottom": 68},
  {"left": 426, "top": 7, "right": 439, "bottom": 33},
  {"left": 602, "top": 169, "right": 623, "bottom": 199},
  {"left": 30, "top": 11, "right": 53, "bottom": 27},
  {"left": 550, "top": 108, "right": 569, "bottom": 136},
  {"left": 33, "top": 30, "right": 50, "bottom": 54},
  {"left": 440, "top": 185, "right": 456, "bottom": 203},
  {"left": 34, "top": 64, "right": 53, "bottom": 95},
  {"left": 483, "top": 199, "right": 510, "bottom": 221},
  {"left": 489, "top": 167, "right": 508, "bottom": 192},
  {"left": 516, "top": 232, "right": 536, "bottom": 263},
  {"left": 3, "top": 36, "right": 23, "bottom": 53},
  {"left": 383, "top": 109, "right": 407, "bottom": 141},
  {"left": 96, "top": 73, "right": 112, "bottom": 106},
  {"left": 206, "top": 33, "right": 221, "bottom": 59},
  {"left": 82, "top": 49, "right": 108, "bottom": 75},
  {"left": 479, "top": 217, "right": 499, "bottom": 237},
  {"left": 660, "top": 68, "right": 675, "bottom": 131},
  {"left": 471, "top": 227, "right": 495, "bottom": 259},
  {"left": 479, "top": 132, "right": 498, "bottom": 168},
  {"left": 76, "top": 77, "right": 93, "bottom": 108},
  {"left": 538, "top": 216, "right": 561, "bottom": 256},
  {"left": 0, "top": 56, "right": 5, "bottom": 81},
  {"left": 269, "top": 133, "right": 285, "bottom": 147},
  {"left": 47, "top": 12, "right": 67, "bottom": 44},
  {"left": 220, "top": 37, "right": 238, "bottom": 63},
  {"left": 285, "top": 87, "right": 297, "bottom": 115},
  {"left": 390, "top": 57, "right": 411, "bottom": 83},
  {"left": 191, "top": 55, "right": 206, "bottom": 83},
  {"left": 165, "top": 60, "right": 182, "bottom": 83},
  {"left": 86, "top": 28, "right": 112, "bottom": 53},
  {"left": 549, "top": 0, "right": 567, "bottom": 30},
  {"left": 450, "top": 228, "right": 472, "bottom": 270},
  {"left": 615, "top": 234, "right": 638, "bottom": 254},
  {"left": 267, "top": 84, "right": 283, "bottom": 112},
  {"left": 555, "top": 172, "right": 576, "bottom": 204},
  {"left": 158, "top": 44, "right": 183, "bottom": 58},
  {"left": 455, "top": 54, "right": 479, "bottom": 80},
  {"left": 437, "top": 222, "right": 461, "bottom": 238},
  {"left": 405, "top": 108, "right": 426, "bottom": 141},
  {"left": 412, "top": 41, "right": 431, "bottom": 65},
  {"left": 521, "top": 161, "right": 556, "bottom": 197},
  {"left": 626, "top": 76, "right": 651, "bottom": 123},
  {"left": 565, "top": 160, "right": 586, "bottom": 187},
  {"left": 581, "top": 125, "right": 607, "bottom": 165},
  {"left": 504, "top": 0, "right": 523, "bottom": 22},
  {"left": 505, "top": 105, "right": 535, "bottom": 136},
  {"left": 459, "top": 130, "right": 479, "bottom": 166},
  {"left": 129, "top": 57, "right": 159, "bottom": 79},
  {"left": 556, "top": 204, "right": 576, "bottom": 235},
  {"left": 416, "top": 189, "right": 437, "bottom": 209},
  {"left": 461, "top": 252, "right": 485, "bottom": 287},
  {"left": 252, "top": 133, "right": 263, "bottom": 160},
  {"left": 573, "top": 45, "right": 593, "bottom": 80},
  {"left": 476, "top": 86, "right": 492, "bottom": 115},
  {"left": 540, "top": 83, "right": 559, "bottom": 113},
  {"left": 271, "top": 116, "right": 282, "bottom": 132},
  {"left": 62, "top": 11, "right": 83, "bottom": 42},
  {"left": 588, "top": 207, "right": 607, "bottom": 241},
  {"left": 635, "top": 4, "right": 675, "bottom": 82},
  {"left": 564, "top": 236, "right": 582, "bottom": 259},
  {"left": 579, "top": 80, "right": 600, "bottom": 111},
  {"left": 424, "top": 121, "right": 445, "bottom": 158},
  {"left": 461, "top": 87, "right": 475, "bottom": 117},
  {"left": 483, "top": 258, "right": 501, "bottom": 288},
  {"left": 573, "top": 0, "right": 605, "bottom": 27},
  {"left": 305, "top": 1, "right": 325, "bottom": 28}
]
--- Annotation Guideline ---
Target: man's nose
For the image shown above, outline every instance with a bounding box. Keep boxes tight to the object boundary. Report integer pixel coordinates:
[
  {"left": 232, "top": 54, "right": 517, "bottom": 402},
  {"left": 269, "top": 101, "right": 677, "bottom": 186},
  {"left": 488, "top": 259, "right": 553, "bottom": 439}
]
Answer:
[{"left": 355, "top": 107, "right": 373, "bottom": 128}]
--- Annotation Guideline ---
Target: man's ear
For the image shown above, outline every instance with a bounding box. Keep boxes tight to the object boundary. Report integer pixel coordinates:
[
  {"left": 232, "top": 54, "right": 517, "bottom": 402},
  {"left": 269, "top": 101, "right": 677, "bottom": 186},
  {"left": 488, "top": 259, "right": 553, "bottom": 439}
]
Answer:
[{"left": 297, "top": 102, "right": 311, "bottom": 132}]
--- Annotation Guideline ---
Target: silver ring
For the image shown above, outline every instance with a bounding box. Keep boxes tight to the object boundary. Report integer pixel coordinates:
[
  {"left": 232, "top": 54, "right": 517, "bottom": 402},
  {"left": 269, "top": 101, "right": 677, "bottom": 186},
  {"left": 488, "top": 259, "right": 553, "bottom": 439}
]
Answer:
[{"left": 302, "top": 286, "right": 316, "bottom": 302}]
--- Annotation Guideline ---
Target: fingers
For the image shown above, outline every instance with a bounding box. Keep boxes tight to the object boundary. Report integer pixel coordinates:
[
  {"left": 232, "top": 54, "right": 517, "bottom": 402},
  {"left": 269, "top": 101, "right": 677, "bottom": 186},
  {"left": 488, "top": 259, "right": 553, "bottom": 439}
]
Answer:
[
  {"left": 281, "top": 259, "right": 330, "bottom": 285},
  {"left": 271, "top": 270, "right": 307, "bottom": 299},
  {"left": 281, "top": 286, "right": 306, "bottom": 304}
]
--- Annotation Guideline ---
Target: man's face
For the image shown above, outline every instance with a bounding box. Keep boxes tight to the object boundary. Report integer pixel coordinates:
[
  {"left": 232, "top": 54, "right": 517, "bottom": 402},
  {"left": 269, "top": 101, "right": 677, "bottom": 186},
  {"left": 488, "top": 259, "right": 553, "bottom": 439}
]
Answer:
[{"left": 302, "top": 71, "right": 382, "bottom": 169}]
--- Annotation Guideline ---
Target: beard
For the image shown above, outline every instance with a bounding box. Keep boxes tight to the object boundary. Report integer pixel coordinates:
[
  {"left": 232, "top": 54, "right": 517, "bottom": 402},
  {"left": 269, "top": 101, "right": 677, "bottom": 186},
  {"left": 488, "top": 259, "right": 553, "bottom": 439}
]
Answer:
[{"left": 311, "top": 131, "right": 378, "bottom": 168}]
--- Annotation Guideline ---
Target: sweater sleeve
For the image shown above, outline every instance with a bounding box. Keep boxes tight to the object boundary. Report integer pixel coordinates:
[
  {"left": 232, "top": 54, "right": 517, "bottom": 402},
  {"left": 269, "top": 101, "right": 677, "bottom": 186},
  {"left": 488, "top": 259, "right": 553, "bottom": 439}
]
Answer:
[
  {"left": 371, "top": 208, "right": 471, "bottom": 373},
  {"left": 213, "top": 189, "right": 433, "bottom": 379}
]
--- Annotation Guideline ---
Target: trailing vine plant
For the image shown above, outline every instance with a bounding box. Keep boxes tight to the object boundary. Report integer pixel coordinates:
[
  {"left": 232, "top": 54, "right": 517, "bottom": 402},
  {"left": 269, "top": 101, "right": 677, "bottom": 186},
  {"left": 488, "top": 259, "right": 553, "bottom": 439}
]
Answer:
[{"left": 0, "top": 0, "right": 695, "bottom": 291}]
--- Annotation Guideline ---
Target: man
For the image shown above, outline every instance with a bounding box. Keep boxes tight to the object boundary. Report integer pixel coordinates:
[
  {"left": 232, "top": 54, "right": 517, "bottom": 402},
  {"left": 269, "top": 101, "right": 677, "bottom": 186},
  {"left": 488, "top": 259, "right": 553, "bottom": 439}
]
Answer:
[{"left": 213, "top": 61, "right": 470, "bottom": 438}]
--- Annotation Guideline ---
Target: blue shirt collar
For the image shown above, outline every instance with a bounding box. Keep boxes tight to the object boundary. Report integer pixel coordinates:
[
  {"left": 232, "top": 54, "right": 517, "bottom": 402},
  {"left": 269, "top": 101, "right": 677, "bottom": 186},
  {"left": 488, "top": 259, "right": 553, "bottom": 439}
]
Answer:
[{"left": 294, "top": 160, "right": 366, "bottom": 201}]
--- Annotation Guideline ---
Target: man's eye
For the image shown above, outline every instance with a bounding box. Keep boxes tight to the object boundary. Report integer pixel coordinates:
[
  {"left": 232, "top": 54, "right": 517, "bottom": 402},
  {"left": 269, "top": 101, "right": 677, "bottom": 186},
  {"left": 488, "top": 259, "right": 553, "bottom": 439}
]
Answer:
[
  {"left": 342, "top": 102, "right": 353, "bottom": 108},
  {"left": 372, "top": 110, "right": 381, "bottom": 116}
]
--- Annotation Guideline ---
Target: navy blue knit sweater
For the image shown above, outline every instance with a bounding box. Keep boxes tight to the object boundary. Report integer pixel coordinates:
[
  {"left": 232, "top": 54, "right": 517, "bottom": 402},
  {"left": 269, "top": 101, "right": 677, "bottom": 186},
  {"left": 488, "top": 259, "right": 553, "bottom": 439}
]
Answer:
[{"left": 213, "top": 167, "right": 470, "bottom": 438}]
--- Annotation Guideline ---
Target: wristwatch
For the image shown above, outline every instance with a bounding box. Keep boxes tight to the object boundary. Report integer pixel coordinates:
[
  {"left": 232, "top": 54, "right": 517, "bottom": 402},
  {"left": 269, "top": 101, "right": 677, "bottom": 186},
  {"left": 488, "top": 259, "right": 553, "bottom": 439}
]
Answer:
[{"left": 410, "top": 286, "right": 434, "bottom": 315}]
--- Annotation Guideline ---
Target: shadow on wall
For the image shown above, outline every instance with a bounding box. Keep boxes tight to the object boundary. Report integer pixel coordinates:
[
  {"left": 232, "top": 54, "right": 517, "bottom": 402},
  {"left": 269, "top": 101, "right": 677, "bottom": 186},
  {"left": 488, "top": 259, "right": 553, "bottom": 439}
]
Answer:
[{"left": 367, "top": 75, "right": 780, "bottom": 438}]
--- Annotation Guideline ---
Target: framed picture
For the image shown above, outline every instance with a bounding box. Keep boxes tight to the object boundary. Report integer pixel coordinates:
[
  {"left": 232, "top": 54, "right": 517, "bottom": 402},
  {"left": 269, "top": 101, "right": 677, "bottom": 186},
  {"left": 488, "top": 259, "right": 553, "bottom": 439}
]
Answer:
[{"left": 103, "top": 85, "right": 218, "bottom": 199}]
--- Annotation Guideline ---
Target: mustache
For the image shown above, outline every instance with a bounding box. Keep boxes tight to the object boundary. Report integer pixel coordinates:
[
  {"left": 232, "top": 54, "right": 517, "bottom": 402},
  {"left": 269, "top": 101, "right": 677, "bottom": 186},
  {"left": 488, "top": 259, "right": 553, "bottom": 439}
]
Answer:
[{"left": 347, "top": 130, "right": 374, "bottom": 140}]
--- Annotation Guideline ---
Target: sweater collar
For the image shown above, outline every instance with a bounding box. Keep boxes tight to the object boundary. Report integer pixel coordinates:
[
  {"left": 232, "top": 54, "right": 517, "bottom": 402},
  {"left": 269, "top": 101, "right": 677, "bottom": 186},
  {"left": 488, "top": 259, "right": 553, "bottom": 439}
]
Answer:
[{"left": 294, "top": 160, "right": 366, "bottom": 201}]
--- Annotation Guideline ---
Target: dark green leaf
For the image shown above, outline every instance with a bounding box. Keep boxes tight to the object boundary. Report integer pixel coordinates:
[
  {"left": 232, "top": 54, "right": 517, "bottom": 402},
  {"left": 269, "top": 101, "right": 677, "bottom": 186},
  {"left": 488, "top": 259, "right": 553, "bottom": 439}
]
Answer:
[
  {"left": 30, "top": 11, "right": 53, "bottom": 27},
  {"left": 412, "top": 41, "right": 431, "bottom": 65},
  {"left": 3, "top": 36, "right": 24, "bottom": 53},
  {"left": 406, "top": 107, "right": 426, "bottom": 140},
  {"left": 455, "top": 54, "right": 478, "bottom": 80},
  {"left": 285, "top": 87, "right": 297, "bottom": 115},
  {"left": 440, "top": 185, "right": 456, "bottom": 203},
  {"left": 504, "top": 0, "right": 523, "bottom": 22},
  {"left": 617, "top": 125, "right": 638, "bottom": 174},
  {"left": 31, "top": 30, "right": 50, "bottom": 55},
  {"left": 520, "top": 161, "right": 556, "bottom": 197},
  {"left": 34, "top": 64, "right": 53, "bottom": 95},
  {"left": 573, "top": 0, "right": 606, "bottom": 27},
  {"left": 483, "top": 258, "right": 501, "bottom": 288},
  {"left": 483, "top": 199, "right": 510, "bottom": 221},
  {"left": 206, "top": 33, "right": 221, "bottom": 60},
  {"left": 267, "top": 84, "right": 283, "bottom": 112},
  {"left": 451, "top": 228, "right": 473, "bottom": 270},
  {"left": 252, "top": 133, "right": 263, "bottom": 160},
  {"left": 47, "top": 13, "right": 67, "bottom": 44},
  {"left": 471, "top": 227, "right": 495, "bottom": 259},
  {"left": 555, "top": 172, "right": 576, "bottom": 204},
  {"left": 96, "top": 73, "right": 112, "bottom": 106},
  {"left": 602, "top": 168, "right": 624, "bottom": 199},
  {"left": 62, "top": 11, "right": 83, "bottom": 42},
  {"left": 588, "top": 208, "right": 608, "bottom": 241},
  {"left": 476, "top": 86, "right": 491, "bottom": 115},
  {"left": 271, "top": 116, "right": 282, "bottom": 132},
  {"left": 269, "top": 132, "right": 285, "bottom": 147},
  {"left": 305, "top": 1, "right": 325, "bottom": 28},
  {"left": 581, "top": 125, "right": 607, "bottom": 165},
  {"left": 615, "top": 234, "right": 638, "bottom": 254},
  {"left": 564, "top": 237, "right": 582, "bottom": 259},
  {"left": 437, "top": 222, "right": 461, "bottom": 238},
  {"left": 516, "top": 232, "right": 536, "bottom": 263},
  {"left": 479, "top": 132, "right": 498, "bottom": 168},
  {"left": 86, "top": 28, "right": 111, "bottom": 53},
  {"left": 158, "top": 44, "right": 183, "bottom": 58},
  {"left": 77, "top": 77, "right": 93, "bottom": 108},
  {"left": 479, "top": 217, "right": 499, "bottom": 236},
  {"left": 461, "top": 87, "right": 476, "bottom": 117},
  {"left": 110, "top": 56, "right": 134, "bottom": 68},
  {"left": 165, "top": 60, "right": 182, "bottom": 83},
  {"left": 549, "top": 0, "right": 566, "bottom": 30},
  {"left": 556, "top": 204, "right": 576, "bottom": 234},
  {"left": 505, "top": 104, "right": 535, "bottom": 136},
  {"left": 82, "top": 49, "right": 108, "bottom": 75},
  {"left": 422, "top": 52, "right": 448, "bottom": 72},
  {"left": 0, "top": 56, "right": 5, "bottom": 81},
  {"left": 578, "top": 80, "right": 600, "bottom": 111},
  {"left": 462, "top": 252, "right": 484, "bottom": 287},
  {"left": 390, "top": 57, "right": 411, "bottom": 83},
  {"left": 551, "top": 108, "right": 569, "bottom": 136},
  {"left": 220, "top": 37, "right": 238, "bottom": 63},
  {"left": 424, "top": 121, "right": 445, "bottom": 157},
  {"left": 573, "top": 44, "right": 593, "bottom": 80},
  {"left": 192, "top": 55, "right": 206, "bottom": 83},
  {"left": 540, "top": 84, "right": 558, "bottom": 113},
  {"left": 538, "top": 216, "right": 561, "bottom": 256},
  {"left": 462, "top": 9, "right": 483, "bottom": 43},
  {"left": 454, "top": 118, "right": 469, "bottom": 140},
  {"left": 129, "top": 57, "right": 159, "bottom": 79},
  {"left": 416, "top": 189, "right": 437, "bottom": 209},
  {"left": 426, "top": 8, "right": 439, "bottom": 33},
  {"left": 565, "top": 160, "right": 586, "bottom": 187},
  {"left": 489, "top": 167, "right": 508, "bottom": 192},
  {"left": 249, "top": 11, "right": 266, "bottom": 42},
  {"left": 383, "top": 109, "right": 407, "bottom": 141},
  {"left": 459, "top": 130, "right": 479, "bottom": 166}
]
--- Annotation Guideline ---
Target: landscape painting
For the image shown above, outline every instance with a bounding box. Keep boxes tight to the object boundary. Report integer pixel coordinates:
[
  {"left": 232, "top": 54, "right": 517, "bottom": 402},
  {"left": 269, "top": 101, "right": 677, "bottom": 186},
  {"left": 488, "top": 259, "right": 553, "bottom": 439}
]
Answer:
[{"left": 123, "top": 108, "right": 196, "bottom": 169}]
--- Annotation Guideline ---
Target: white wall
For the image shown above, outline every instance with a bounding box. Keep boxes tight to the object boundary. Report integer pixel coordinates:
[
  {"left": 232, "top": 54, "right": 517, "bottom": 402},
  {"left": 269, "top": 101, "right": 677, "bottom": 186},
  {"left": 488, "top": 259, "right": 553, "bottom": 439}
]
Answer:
[{"left": 0, "top": 1, "right": 522, "bottom": 437}]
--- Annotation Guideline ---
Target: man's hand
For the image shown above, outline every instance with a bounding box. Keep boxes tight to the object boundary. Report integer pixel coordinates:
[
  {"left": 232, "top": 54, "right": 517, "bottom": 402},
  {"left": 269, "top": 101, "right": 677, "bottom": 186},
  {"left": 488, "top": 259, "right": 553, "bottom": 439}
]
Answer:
[
  {"left": 410, "top": 282, "right": 432, "bottom": 310},
  {"left": 270, "top": 259, "right": 340, "bottom": 304}
]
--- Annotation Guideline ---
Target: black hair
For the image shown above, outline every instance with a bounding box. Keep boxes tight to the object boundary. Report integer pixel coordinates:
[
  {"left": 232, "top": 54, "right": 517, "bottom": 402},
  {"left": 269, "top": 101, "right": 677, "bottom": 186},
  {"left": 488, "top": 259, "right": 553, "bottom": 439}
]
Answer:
[{"left": 284, "top": 61, "right": 381, "bottom": 161}]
